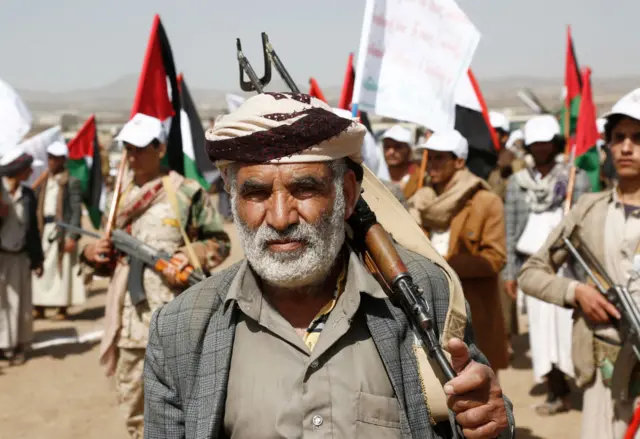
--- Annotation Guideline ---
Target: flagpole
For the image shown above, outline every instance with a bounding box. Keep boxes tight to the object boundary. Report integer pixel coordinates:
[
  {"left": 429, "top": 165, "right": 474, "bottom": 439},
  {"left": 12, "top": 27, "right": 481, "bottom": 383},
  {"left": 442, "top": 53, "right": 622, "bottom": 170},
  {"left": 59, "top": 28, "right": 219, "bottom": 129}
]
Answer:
[
  {"left": 564, "top": 102, "right": 571, "bottom": 160},
  {"left": 104, "top": 150, "right": 128, "bottom": 239},
  {"left": 417, "top": 150, "right": 429, "bottom": 189},
  {"left": 564, "top": 145, "right": 577, "bottom": 214}
]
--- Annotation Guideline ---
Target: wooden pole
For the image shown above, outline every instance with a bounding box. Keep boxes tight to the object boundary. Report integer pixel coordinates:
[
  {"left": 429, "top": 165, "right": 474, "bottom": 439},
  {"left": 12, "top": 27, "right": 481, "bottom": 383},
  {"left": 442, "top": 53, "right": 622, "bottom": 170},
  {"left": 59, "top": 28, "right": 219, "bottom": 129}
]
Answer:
[
  {"left": 104, "top": 150, "right": 128, "bottom": 239},
  {"left": 563, "top": 102, "right": 571, "bottom": 160},
  {"left": 417, "top": 150, "right": 429, "bottom": 190},
  {"left": 564, "top": 163, "right": 577, "bottom": 214}
]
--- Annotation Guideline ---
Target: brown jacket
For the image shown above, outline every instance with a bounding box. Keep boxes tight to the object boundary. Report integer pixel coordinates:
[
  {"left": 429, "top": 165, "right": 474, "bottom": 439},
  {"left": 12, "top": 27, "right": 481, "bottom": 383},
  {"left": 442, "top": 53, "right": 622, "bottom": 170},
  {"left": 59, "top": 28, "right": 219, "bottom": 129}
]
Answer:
[
  {"left": 518, "top": 190, "right": 612, "bottom": 387},
  {"left": 414, "top": 187, "right": 509, "bottom": 370}
]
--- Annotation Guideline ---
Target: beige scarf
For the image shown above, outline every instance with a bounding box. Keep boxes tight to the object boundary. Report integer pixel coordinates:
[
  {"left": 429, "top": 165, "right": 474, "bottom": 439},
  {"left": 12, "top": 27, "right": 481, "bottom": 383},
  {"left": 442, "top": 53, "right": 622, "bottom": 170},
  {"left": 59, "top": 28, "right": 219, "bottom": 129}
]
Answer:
[
  {"left": 99, "top": 171, "right": 184, "bottom": 376},
  {"left": 409, "top": 168, "right": 490, "bottom": 230}
]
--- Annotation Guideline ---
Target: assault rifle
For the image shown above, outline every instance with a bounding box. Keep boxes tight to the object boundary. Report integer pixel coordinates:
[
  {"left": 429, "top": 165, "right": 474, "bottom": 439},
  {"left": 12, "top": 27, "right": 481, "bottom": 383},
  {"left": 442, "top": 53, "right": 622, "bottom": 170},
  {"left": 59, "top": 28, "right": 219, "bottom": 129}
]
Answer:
[
  {"left": 236, "top": 35, "right": 465, "bottom": 434},
  {"left": 563, "top": 233, "right": 640, "bottom": 359},
  {"left": 54, "top": 222, "right": 206, "bottom": 306}
]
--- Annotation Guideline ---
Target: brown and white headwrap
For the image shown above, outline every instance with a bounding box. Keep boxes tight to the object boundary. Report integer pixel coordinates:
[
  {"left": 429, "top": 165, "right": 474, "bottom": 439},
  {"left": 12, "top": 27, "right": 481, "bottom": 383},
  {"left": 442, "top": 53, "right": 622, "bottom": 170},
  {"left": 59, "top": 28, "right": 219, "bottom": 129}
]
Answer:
[{"left": 204, "top": 92, "right": 366, "bottom": 171}]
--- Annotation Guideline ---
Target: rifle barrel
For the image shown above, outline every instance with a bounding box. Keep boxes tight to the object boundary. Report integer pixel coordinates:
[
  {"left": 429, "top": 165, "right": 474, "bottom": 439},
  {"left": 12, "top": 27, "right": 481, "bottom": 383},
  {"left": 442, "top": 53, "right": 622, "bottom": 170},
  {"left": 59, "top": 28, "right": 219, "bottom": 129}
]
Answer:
[
  {"left": 563, "top": 237, "right": 608, "bottom": 293},
  {"left": 55, "top": 222, "right": 102, "bottom": 240}
]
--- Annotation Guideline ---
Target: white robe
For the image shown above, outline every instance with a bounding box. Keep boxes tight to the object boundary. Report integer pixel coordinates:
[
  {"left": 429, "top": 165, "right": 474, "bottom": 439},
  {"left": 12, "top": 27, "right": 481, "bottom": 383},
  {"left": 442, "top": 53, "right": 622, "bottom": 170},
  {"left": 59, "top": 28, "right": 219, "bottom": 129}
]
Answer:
[
  {"left": 0, "top": 182, "right": 33, "bottom": 350},
  {"left": 517, "top": 207, "right": 575, "bottom": 382},
  {"left": 32, "top": 176, "right": 86, "bottom": 307}
]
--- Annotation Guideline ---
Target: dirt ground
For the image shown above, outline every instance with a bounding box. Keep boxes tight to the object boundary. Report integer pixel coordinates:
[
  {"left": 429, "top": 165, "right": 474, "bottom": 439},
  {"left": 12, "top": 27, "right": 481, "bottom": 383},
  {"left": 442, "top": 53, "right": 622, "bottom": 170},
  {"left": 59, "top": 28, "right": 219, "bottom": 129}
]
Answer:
[{"left": 0, "top": 221, "right": 583, "bottom": 439}]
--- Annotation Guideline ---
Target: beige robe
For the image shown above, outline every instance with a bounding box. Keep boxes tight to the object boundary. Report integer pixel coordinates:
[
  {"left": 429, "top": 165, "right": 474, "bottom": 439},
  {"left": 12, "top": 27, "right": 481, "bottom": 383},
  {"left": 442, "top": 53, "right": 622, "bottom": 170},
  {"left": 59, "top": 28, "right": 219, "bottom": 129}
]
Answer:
[{"left": 32, "top": 175, "right": 86, "bottom": 307}]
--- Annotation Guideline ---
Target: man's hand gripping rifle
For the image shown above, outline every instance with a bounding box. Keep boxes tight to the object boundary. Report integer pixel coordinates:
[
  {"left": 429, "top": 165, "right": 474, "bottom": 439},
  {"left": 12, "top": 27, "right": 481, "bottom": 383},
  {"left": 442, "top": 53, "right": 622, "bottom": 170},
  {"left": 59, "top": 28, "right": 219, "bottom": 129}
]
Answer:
[
  {"left": 54, "top": 222, "right": 205, "bottom": 306},
  {"left": 563, "top": 232, "right": 640, "bottom": 360}
]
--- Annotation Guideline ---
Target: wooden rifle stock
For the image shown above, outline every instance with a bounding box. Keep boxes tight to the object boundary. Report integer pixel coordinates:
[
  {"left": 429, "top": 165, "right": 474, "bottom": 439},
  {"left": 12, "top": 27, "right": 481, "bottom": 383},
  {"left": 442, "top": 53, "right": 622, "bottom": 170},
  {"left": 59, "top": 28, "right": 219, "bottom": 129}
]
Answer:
[{"left": 348, "top": 196, "right": 458, "bottom": 382}]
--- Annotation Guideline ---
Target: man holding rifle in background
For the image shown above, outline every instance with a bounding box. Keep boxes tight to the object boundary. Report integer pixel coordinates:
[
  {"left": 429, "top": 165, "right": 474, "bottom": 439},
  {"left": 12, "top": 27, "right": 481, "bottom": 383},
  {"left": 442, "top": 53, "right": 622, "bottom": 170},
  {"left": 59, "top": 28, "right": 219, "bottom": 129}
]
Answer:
[
  {"left": 80, "top": 113, "right": 230, "bottom": 439},
  {"left": 519, "top": 88, "right": 640, "bottom": 439}
]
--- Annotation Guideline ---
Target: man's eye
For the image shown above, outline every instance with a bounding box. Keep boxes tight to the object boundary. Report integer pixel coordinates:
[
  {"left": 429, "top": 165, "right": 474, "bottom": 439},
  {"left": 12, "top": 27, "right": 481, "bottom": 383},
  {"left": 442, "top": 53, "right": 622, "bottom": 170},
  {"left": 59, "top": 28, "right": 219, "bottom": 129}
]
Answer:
[
  {"left": 613, "top": 133, "right": 626, "bottom": 144},
  {"left": 242, "top": 190, "right": 269, "bottom": 200},
  {"left": 293, "top": 187, "right": 319, "bottom": 198}
]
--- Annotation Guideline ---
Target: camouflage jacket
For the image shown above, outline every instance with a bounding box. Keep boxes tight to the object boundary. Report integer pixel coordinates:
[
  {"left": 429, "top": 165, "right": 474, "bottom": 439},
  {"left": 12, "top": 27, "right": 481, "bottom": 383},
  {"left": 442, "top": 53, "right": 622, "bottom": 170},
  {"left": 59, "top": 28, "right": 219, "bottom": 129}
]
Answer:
[{"left": 87, "top": 171, "right": 231, "bottom": 349}]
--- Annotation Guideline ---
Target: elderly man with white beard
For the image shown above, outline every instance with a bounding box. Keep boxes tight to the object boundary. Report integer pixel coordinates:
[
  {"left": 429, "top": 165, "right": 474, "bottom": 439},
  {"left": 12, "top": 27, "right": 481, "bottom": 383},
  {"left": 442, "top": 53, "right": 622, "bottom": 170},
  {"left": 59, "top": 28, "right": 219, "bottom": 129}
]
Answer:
[{"left": 143, "top": 92, "right": 514, "bottom": 439}]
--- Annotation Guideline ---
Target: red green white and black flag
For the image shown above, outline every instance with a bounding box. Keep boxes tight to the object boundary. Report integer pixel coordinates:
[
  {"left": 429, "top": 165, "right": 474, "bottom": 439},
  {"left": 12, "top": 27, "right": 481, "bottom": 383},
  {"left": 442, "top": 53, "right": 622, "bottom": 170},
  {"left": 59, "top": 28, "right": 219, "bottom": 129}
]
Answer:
[
  {"left": 561, "top": 25, "right": 582, "bottom": 141},
  {"left": 573, "top": 67, "right": 601, "bottom": 192},
  {"left": 129, "top": 14, "right": 183, "bottom": 175},
  {"left": 67, "top": 115, "right": 104, "bottom": 229},
  {"left": 177, "top": 74, "right": 214, "bottom": 188}
]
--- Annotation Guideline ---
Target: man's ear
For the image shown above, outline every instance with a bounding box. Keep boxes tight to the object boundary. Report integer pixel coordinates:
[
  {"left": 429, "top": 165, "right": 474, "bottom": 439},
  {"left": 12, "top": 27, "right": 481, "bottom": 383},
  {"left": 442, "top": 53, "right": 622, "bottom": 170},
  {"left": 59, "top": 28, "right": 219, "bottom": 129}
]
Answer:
[
  {"left": 342, "top": 170, "right": 359, "bottom": 220},
  {"left": 454, "top": 157, "right": 466, "bottom": 170},
  {"left": 157, "top": 143, "right": 167, "bottom": 159}
]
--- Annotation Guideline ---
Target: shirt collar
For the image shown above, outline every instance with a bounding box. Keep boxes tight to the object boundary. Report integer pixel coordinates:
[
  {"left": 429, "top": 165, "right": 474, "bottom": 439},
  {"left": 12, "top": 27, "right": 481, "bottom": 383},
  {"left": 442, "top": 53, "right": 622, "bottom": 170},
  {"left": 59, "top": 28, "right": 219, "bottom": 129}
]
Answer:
[{"left": 225, "top": 246, "right": 388, "bottom": 317}]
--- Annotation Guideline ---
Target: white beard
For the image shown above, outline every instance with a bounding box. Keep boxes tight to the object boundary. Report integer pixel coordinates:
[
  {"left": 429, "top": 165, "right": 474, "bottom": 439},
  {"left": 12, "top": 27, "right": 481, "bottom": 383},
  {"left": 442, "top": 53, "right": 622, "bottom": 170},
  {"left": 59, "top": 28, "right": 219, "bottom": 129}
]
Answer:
[{"left": 232, "top": 183, "right": 346, "bottom": 289}]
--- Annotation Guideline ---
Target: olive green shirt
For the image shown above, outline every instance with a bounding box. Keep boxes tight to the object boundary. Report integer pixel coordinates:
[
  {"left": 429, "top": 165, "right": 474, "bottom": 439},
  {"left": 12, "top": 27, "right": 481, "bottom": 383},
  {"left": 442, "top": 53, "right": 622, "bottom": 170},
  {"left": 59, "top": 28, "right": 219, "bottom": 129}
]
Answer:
[{"left": 223, "top": 250, "right": 404, "bottom": 439}]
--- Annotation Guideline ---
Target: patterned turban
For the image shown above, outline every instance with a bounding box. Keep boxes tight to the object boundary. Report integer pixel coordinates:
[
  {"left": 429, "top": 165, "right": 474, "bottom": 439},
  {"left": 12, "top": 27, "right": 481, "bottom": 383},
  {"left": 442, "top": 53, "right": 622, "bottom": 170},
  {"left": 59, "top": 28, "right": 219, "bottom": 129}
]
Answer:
[{"left": 204, "top": 92, "right": 367, "bottom": 170}]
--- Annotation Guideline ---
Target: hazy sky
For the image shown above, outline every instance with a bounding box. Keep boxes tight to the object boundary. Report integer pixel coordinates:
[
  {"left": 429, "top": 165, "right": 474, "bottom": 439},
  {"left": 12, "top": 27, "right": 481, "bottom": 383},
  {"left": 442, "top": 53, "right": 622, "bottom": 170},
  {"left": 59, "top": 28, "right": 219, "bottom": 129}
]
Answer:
[{"left": 0, "top": 0, "right": 636, "bottom": 92}]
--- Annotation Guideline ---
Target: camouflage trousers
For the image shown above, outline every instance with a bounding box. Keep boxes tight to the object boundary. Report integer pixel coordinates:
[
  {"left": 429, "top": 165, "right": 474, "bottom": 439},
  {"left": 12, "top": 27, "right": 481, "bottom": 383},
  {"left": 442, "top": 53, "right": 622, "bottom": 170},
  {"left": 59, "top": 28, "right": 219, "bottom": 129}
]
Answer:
[{"left": 115, "top": 347, "right": 146, "bottom": 439}]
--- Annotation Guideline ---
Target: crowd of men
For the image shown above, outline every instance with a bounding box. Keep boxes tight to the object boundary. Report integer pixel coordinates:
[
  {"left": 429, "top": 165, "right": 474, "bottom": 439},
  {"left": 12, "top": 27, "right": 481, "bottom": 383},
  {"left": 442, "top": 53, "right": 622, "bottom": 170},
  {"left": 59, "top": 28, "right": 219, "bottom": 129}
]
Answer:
[{"left": 0, "top": 87, "right": 639, "bottom": 439}]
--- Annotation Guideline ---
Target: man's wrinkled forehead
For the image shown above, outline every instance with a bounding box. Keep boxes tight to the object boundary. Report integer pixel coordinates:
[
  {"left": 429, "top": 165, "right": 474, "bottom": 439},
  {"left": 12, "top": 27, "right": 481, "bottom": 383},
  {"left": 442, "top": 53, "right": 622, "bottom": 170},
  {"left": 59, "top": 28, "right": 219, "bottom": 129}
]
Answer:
[{"left": 234, "top": 162, "right": 333, "bottom": 184}]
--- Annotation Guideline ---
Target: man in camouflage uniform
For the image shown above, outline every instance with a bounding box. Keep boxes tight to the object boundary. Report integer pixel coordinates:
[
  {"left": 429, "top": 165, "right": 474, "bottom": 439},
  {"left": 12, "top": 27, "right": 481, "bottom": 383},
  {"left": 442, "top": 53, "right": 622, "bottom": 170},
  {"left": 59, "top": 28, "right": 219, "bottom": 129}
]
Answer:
[{"left": 82, "top": 113, "right": 230, "bottom": 439}]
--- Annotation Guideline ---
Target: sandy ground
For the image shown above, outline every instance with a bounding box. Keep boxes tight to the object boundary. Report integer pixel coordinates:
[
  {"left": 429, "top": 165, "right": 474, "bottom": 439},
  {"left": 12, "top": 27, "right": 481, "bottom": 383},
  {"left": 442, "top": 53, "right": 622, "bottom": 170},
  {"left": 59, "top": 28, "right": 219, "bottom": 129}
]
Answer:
[{"left": 0, "top": 220, "right": 583, "bottom": 439}]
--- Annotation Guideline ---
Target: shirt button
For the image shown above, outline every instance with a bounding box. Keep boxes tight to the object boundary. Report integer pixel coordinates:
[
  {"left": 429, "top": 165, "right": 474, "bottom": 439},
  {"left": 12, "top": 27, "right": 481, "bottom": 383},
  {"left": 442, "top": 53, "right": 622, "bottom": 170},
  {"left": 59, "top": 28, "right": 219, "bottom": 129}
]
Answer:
[
  {"left": 310, "top": 359, "right": 319, "bottom": 369},
  {"left": 312, "top": 415, "right": 323, "bottom": 427}
]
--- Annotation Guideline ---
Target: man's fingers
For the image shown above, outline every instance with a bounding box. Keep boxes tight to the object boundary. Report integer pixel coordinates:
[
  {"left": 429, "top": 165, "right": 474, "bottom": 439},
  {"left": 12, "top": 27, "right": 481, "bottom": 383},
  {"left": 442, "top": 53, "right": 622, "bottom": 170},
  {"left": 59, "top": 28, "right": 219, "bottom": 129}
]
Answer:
[
  {"left": 600, "top": 298, "right": 621, "bottom": 320},
  {"left": 448, "top": 392, "right": 486, "bottom": 412},
  {"left": 461, "top": 420, "right": 501, "bottom": 439},
  {"left": 455, "top": 403, "right": 493, "bottom": 428},
  {"left": 445, "top": 364, "right": 489, "bottom": 396},
  {"left": 447, "top": 338, "right": 471, "bottom": 374}
]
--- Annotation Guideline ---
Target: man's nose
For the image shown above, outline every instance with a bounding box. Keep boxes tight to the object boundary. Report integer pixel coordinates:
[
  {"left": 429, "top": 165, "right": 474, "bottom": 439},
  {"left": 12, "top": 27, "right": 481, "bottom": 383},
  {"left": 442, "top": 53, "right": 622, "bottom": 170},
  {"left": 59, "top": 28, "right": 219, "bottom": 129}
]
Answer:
[
  {"left": 265, "top": 193, "right": 298, "bottom": 231},
  {"left": 621, "top": 138, "right": 635, "bottom": 153}
]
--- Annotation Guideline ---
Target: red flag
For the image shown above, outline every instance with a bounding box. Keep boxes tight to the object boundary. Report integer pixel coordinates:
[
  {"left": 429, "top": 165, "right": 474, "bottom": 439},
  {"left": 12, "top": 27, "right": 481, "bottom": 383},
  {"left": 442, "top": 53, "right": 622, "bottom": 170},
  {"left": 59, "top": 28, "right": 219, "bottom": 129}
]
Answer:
[
  {"left": 129, "top": 14, "right": 182, "bottom": 174},
  {"left": 68, "top": 115, "right": 96, "bottom": 160},
  {"left": 564, "top": 25, "right": 582, "bottom": 110},
  {"left": 308, "top": 78, "right": 327, "bottom": 103},
  {"left": 338, "top": 53, "right": 355, "bottom": 110},
  {"left": 574, "top": 67, "right": 598, "bottom": 158},
  {"left": 67, "top": 115, "right": 103, "bottom": 228},
  {"left": 130, "top": 14, "right": 177, "bottom": 122}
]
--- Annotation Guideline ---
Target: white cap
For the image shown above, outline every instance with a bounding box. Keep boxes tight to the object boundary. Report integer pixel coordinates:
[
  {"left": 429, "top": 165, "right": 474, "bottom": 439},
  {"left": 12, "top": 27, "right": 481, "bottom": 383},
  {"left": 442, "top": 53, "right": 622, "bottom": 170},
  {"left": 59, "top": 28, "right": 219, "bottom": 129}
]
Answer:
[
  {"left": 602, "top": 88, "right": 640, "bottom": 123},
  {"left": 115, "top": 113, "right": 167, "bottom": 147},
  {"left": 0, "top": 147, "right": 26, "bottom": 166},
  {"left": 596, "top": 118, "right": 607, "bottom": 134},
  {"left": 524, "top": 115, "right": 560, "bottom": 145},
  {"left": 489, "top": 111, "right": 510, "bottom": 132},
  {"left": 506, "top": 129, "right": 524, "bottom": 148},
  {"left": 419, "top": 130, "right": 468, "bottom": 160},
  {"left": 381, "top": 125, "right": 412, "bottom": 147},
  {"left": 46, "top": 140, "right": 68, "bottom": 157}
]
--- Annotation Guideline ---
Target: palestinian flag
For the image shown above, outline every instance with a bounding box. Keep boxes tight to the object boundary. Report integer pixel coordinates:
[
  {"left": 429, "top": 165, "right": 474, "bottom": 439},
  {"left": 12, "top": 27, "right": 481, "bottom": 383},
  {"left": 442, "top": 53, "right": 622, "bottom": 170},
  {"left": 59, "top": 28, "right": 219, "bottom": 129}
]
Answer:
[
  {"left": 177, "top": 74, "right": 213, "bottom": 189},
  {"left": 130, "top": 14, "right": 182, "bottom": 174},
  {"left": 309, "top": 78, "right": 327, "bottom": 103},
  {"left": 454, "top": 69, "right": 500, "bottom": 180},
  {"left": 338, "top": 53, "right": 373, "bottom": 135},
  {"left": 67, "top": 115, "right": 104, "bottom": 229},
  {"left": 573, "top": 67, "right": 600, "bottom": 192},
  {"left": 560, "top": 25, "right": 582, "bottom": 141}
]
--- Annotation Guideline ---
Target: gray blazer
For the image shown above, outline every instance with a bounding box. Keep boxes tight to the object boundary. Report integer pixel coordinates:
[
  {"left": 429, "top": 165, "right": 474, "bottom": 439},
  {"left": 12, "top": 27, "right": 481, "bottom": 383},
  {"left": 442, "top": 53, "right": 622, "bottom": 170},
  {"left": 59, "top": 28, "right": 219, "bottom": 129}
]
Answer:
[{"left": 144, "top": 246, "right": 515, "bottom": 439}]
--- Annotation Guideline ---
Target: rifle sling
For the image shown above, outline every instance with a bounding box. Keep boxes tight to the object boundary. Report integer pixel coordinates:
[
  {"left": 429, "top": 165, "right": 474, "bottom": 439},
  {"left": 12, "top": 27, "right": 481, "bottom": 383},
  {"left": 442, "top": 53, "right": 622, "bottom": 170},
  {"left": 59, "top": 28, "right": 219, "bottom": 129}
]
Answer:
[{"left": 162, "top": 177, "right": 203, "bottom": 273}]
